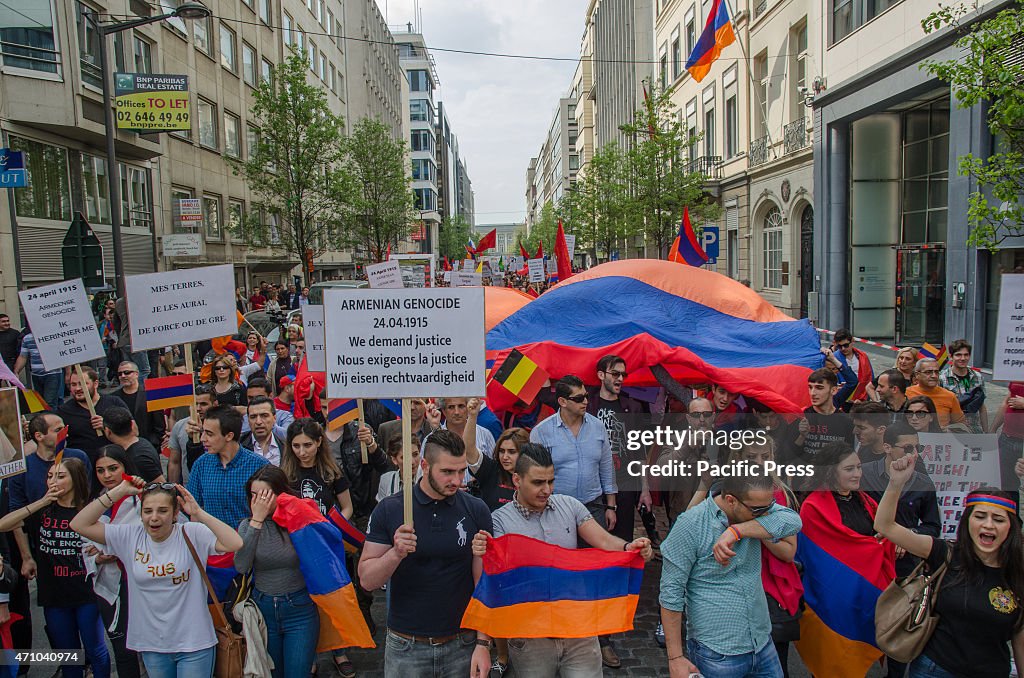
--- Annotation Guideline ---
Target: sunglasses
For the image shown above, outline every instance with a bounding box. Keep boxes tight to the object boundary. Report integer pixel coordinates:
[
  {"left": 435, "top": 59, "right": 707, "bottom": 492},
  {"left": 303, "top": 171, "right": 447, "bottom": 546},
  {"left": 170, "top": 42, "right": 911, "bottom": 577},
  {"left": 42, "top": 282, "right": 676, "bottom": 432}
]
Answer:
[
  {"left": 688, "top": 411, "right": 714, "bottom": 420},
  {"left": 907, "top": 411, "right": 931, "bottom": 418},
  {"left": 896, "top": 444, "right": 922, "bottom": 454},
  {"left": 836, "top": 342, "right": 852, "bottom": 349},
  {"left": 564, "top": 394, "right": 588, "bottom": 403},
  {"left": 603, "top": 370, "right": 628, "bottom": 379},
  {"left": 215, "top": 365, "right": 231, "bottom": 371},
  {"left": 735, "top": 497, "right": 776, "bottom": 517},
  {"left": 117, "top": 370, "right": 137, "bottom": 376},
  {"left": 143, "top": 482, "right": 179, "bottom": 495}
]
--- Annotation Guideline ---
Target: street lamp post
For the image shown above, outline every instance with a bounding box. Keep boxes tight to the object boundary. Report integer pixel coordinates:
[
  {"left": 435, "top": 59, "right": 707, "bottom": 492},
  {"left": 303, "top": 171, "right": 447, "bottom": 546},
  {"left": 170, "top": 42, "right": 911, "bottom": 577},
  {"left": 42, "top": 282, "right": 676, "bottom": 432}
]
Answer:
[{"left": 86, "top": 2, "right": 211, "bottom": 296}]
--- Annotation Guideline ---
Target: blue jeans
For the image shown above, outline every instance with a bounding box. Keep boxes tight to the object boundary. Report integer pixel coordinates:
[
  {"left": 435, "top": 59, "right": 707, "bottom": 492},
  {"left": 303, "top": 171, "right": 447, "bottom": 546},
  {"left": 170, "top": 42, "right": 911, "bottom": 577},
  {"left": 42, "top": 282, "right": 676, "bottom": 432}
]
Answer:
[
  {"left": 43, "top": 604, "right": 110, "bottom": 678},
  {"left": 254, "top": 589, "right": 320, "bottom": 678},
  {"left": 384, "top": 630, "right": 476, "bottom": 678},
  {"left": 687, "top": 638, "right": 784, "bottom": 678},
  {"left": 908, "top": 654, "right": 957, "bottom": 678},
  {"left": 33, "top": 371, "right": 64, "bottom": 409},
  {"left": 139, "top": 646, "right": 216, "bottom": 678}
]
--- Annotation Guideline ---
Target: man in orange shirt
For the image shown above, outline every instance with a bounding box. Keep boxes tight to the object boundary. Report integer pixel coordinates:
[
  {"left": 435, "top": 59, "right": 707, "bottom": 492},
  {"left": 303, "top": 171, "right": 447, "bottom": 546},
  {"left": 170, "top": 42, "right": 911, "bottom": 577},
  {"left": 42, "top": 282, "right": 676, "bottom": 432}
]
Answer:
[{"left": 906, "top": 358, "right": 966, "bottom": 429}]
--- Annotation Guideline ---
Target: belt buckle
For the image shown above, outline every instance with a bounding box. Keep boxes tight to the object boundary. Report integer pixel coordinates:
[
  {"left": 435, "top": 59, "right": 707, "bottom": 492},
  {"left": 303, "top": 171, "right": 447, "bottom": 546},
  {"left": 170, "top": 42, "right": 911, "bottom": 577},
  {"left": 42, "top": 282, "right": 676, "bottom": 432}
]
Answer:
[{"left": 428, "top": 636, "right": 447, "bottom": 646}]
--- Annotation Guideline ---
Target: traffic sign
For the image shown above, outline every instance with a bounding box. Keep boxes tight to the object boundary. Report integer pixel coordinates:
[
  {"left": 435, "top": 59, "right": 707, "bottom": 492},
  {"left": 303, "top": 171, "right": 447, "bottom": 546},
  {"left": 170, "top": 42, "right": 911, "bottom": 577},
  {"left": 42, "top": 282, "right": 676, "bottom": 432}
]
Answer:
[
  {"left": 703, "top": 226, "right": 720, "bottom": 265},
  {"left": 0, "top": 149, "right": 26, "bottom": 188}
]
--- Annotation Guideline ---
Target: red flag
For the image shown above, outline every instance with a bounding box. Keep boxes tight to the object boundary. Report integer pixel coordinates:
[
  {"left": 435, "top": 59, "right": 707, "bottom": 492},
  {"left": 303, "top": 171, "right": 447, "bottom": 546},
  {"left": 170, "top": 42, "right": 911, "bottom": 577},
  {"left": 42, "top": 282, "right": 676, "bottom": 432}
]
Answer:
[
  {"left": 293, "top": 356, "right": 326, "bottom": 419},
  {"left": 535, "top": 242, "right": 544, "bottom": 259},
  {"left": 385, "top": 243, "right": 391, "bottom": 261},
  {"left": 554, "top": 221, "right": 573, "bottom": 283},
  {"left": 668, "top": 207, "right": 709, "bottom": 266},
  {"left": 474, "top": 229, "right": 497, "bottom": 254},
  {"left": 519, "top": 242, "right": 530, "bottom": 260}
]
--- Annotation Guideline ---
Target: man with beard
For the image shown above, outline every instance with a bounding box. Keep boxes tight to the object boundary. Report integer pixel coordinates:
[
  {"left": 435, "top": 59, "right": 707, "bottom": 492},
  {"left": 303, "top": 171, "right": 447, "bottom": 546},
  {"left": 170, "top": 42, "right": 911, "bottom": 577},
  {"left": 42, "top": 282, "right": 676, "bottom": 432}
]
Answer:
[
  {"left": 360, "top": 430, "right": 492, "bottom": 678},
  {"left": 56, "top": 366, "right": 130, "bottom": 463}
]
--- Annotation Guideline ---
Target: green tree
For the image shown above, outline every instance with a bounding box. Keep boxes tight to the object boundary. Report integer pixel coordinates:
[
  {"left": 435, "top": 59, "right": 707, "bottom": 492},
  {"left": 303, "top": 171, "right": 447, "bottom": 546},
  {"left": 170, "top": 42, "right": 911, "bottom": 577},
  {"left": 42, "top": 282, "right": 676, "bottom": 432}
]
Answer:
[
  {"left": 341, "top": 117, "right": 415, "bottom": 262},
  {"left": 560, "top": 142, "right": 632, "bottom": 262},
  {"left": 522, "top": 202, "right": 560, "bottom": 258},
  {"left": 438, "top": 214, "right": 474, "bottom": 262},
  {"left": 620, "top": 84, "right": 720, "bottom": 257},
  {"left": 229, "top": 49, "right": 352, "bottom": 285},
  {"left": 922, "top": 3, "right": 1024, "bottom": 249}
]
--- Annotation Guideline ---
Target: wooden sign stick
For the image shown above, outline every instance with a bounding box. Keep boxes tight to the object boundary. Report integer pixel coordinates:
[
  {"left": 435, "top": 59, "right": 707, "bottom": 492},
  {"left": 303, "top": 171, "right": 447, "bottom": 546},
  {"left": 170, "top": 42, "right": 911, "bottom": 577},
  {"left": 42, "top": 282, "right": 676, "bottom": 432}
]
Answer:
[
  {"left": 183, "top": 343, "right": 200, "bottom": 443},
  {"left": 402, "top": 397, "right": 413, "bottom": 526},
  {"left": 357, "top": 399, "right": 368, "bottom": 464},
  {"left": 74, "top": 364, "right": 102, "bottom": 436}
]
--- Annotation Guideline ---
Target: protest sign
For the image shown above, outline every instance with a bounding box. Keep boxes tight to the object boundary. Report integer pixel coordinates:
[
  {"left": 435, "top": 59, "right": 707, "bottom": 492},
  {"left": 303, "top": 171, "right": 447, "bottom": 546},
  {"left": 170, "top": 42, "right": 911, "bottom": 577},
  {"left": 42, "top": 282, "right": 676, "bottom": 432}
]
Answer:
[
  {"left": 528, "top": 258, "right": 545, "bottom": 283},
  {"left": 19, "top": 279, "right": 105, "bottom": 371},
  {"left": 0, "top": 388, "right": 25, "bottom": 478},
  {"left": 508, "top": 256, "right": 523, "bottom": 272},
  {"left": 365, "top": 259, "right": 403, "bottom": 289},
  {"left": 162, "top": 233, "right": 203, "bottom": 257},
  {"left": 126, "top": 264, "right": 237, "bottom": 351},
  {"left": 323, "top": 288, "right": 486, "bottom": 399},
  {"left": 390, "top": 254, "right": 435, "bottom": 288},
  {"left": 993, "top": 274, "right": 1024, "bottom": 381},
  {"left": 451, "top": 271, "right": 482, "bottom": 287},
  {"left": 303, "top": 305, "right": 326, "bottom": 372},
  {"left": 564, "top": 234, "right": 576, "bottom": 261},
  {"left": 919, "top": 432, "right": 1001, "bottom": 538},
  {"left": 442, "top": 271, "right": 452, "bottom": 283}
]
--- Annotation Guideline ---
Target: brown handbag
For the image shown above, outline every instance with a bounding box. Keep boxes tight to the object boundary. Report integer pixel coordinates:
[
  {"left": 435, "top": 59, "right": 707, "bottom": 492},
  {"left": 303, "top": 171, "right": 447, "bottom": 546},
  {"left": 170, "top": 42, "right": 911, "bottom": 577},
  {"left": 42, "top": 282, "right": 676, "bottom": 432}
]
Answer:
[
  {"left": 183, "top": 529, "right": 247, "bottom": 677},
  {"left": 874, "top": 550, "right": 951, "bottom": 663}
]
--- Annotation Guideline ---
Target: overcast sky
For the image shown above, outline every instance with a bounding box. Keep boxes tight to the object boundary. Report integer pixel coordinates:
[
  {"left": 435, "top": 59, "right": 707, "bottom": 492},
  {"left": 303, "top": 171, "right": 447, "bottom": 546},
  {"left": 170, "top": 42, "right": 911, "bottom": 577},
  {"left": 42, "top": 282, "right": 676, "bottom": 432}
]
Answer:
[{"left": 376, "top": 0, "right": 588, "bottom": 226}]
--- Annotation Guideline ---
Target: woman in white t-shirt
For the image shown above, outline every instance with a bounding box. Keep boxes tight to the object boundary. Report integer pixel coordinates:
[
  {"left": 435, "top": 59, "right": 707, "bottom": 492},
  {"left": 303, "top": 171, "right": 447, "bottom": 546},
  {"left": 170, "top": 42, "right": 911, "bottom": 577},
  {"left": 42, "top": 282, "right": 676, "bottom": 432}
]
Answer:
[{"left": 71, "top": 479, "right": 243, "bottom": 678}]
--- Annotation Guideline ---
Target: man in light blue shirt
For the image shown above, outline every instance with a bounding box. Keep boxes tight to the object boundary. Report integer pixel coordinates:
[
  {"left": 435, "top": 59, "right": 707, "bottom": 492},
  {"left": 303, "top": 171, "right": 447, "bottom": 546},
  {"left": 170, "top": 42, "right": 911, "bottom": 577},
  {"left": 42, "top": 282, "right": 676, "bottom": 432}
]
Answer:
[{"left": 660, "top": 472, "right": 802, "bottom": 678}]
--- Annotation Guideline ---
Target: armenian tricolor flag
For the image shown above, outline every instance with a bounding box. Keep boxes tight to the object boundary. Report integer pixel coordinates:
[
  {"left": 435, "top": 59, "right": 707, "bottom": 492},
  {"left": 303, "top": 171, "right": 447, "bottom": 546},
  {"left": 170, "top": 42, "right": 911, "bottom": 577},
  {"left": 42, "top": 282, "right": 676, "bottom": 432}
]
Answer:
[
  {"left": 205, "top": 553, "right": 239, "bottom": 602},
  {"left": 461, "top": 534, "right": 644, "bottom": 639},
  {"left": 668, "top": 207, "right": 709, "bottom": 267},
  {"left": 918, "top": 343, "right": 949, "bottom": 369},
  {"left": 327, "top": 399, "right": 359, "bottom": 431},
  {"left": 54, "top": 426, "right": 68, "bottom": 458},
  {"left": 328, "top": 506, "right": 366, "bottom": 554},
  {"left": 144, "top": 374, "right": 195, "bottom": 412},
  {"left": 22, "top": 390, "right": 49, "bottom": 413},
  {"left": 685, "top": 0, "right": 736, "bottom": 82},
  {"left": 273, "top": 494, "right": 375, "bottom": 650},
  {"left": 794, "top": 491, "right": 895, "bottom": 678}
]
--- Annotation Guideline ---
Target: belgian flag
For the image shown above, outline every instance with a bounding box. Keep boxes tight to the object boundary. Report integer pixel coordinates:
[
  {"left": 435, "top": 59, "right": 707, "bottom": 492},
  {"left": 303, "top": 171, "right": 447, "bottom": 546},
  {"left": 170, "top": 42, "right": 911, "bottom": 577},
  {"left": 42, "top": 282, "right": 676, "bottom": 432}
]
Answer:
[{"left": 490, "top": 349, "right": 549, "bottom": 406}]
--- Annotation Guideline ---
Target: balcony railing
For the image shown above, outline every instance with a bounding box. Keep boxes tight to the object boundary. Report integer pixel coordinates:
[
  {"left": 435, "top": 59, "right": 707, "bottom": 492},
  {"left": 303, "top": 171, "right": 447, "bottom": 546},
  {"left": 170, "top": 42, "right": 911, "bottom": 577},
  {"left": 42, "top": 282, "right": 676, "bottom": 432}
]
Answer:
[
  {"left": 749, "top": 136, "right": 770, "bottom": 167},
  {"left": 784, "top": 118, "right": 810, "bottom": 154},
  {"left": 687, "top": 155, "right": 724, "bottom": 179},
  {"left": 754, "top": 0, "right": 768, "bottom": 18}
]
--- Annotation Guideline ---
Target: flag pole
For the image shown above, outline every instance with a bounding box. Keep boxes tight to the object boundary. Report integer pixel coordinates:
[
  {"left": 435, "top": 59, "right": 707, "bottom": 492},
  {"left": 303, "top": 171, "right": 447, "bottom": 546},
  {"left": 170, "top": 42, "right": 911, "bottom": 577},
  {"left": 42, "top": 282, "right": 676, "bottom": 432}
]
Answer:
[
  {"left": 75, "top": 364, "right": 102, "bottom": 437},
  {"left": 356, "top": 399, "right": 368, "bottom": 464},
  {"left": 183, "top": 343, "right": 200, "bottom": 444},
  {"left": 719, "top": 0, "right": 776, "bottom": 160}
]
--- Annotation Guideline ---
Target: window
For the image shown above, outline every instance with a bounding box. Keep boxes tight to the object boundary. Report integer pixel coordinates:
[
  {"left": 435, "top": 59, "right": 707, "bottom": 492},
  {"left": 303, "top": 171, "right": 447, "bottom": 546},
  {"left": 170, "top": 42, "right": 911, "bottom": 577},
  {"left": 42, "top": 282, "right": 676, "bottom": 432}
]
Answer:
[
  {"left": 319, "top": 53, "right": 327, "bottom": 81},
  {"left": 414, "top": 188, "right": 436, "bottom": 212},
  {"left": 725, "top": 91, "right": 738, "bottom": 158},
  {"left": 203, "top": 194, "right": 222, "bottom": 239},
  {"left": 326, "top": 9, "right": 334, "bottom": 39},
  {"left": 408, "top": 69, "right": 430, "bottom": 92},
  {"left": 261, "top": 58, "right": 272, "bottom": 83},
  {"left": 901, "top": 99, "right": 950, "bottom": 244},
  {"left": 198, "top": 98, "right": 217, "bottom": 149},
  {"left": 1, "top": 0, "right": 60, "bottom": 75},
  {"left": 685, "top": 7, "right": 696, "bottom": 56},
  {"left": 224, "top": 112, "right": 241, "bottom": 158},
  {"left": 9, "top": 136, "right": 71, "bottom": 221},
  {"left": 329, "top": 63, "right": 337, "bottom": 93},
  {"left": 754, "top": 52, "right": 768, "bottom": 136},
  {"left": 241, "top": 0, "right": 252, "bottom": 8},
  {"left": 671, "top": 31, "right": 682, "bottom": 81},
  {"left": 410, "top": 99, "right": 432, "bottom": 123},
  {"left": 259, "top": 0, "right": 272, "bottom": 24},
  {"left": 132, "top": 35, "right": 152, "bottom": 73},
  {"left": 832, "top": 0, "right": 902, "bottom": 43},
  {"left": 171, "top": 187, "right": 194, "bottom": 233},
  {"left": 412, "top": 159, "right": 435, "bottom": 182},
  {"left": 704, "top": 108, "right": 716, "bottom": 156},
  {"left": 686, "top": 98, "right": 698, "bottom": 161},
  {"left": 113, "top": 31, "right": 126, "bottom": 72},
  {"left": 122, "top": 164, "right": 153, "bottom": 230},
  {"left": 242, "top": 42, "right": 256, "bottom": 86},
  {"left": 659, "top": 45, "right": 668, "bottom": 89},
  {"left": 316, "top": 0, "right": 323, "bottom": 24},
  {"left": 77, "top": 2, "right": 102, "bottom": 88},
  {"left": 762, "top": 206, "right": 783, "bottom": 288},
  {"left": 308, "top": 40, "right": 316, "bottom": 72},
  {"left": 194, "top": 16, "right": 211, "bottom": 54},
  {"left": 228, "top": 200, "right": 244, "bottom": 240},
  {"left": 283, "top": 14, "right": 293, "bottom": 49},
  {"left": 81, "top": 154, "right": 110, "bottom": 223},
  {"left": 266, "top": 210, "right": 280, "bottom": 245},
  {"left": 792, "top": 22, "right": 807, "bottom": 115},
  {"left": 158, "top": 0, "right": 188, "bottom": 36},
  {"left": 247, "top": 125, "right": 260, "bottom": 159},
  {"left": 220, "top": 24, "right": 236, "bottom": 71},
  {"left": 411, "top": 130, "right": 434, "bottom": 153}
]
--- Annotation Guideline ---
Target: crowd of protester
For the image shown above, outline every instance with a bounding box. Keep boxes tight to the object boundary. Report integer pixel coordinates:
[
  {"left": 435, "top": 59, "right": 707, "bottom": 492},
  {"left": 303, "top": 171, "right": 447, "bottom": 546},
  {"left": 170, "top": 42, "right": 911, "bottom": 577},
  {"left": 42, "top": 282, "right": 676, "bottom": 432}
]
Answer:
[{"left": 0, "top": 284, "right": 1023, "bottom": 678}]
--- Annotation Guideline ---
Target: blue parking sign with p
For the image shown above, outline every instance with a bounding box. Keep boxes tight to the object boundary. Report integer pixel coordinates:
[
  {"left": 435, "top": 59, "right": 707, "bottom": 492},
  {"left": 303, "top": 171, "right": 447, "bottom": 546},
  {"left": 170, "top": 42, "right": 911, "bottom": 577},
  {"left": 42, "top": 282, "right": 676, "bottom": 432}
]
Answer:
[{"left": 702, "top": 226, "right": 719, "bottom": 265}]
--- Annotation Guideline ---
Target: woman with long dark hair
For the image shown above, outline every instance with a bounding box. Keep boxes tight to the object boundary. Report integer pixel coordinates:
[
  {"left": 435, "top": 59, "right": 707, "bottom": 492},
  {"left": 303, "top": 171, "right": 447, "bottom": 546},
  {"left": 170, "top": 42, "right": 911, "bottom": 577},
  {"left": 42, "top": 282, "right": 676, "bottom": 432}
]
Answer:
[
  {"left": 235, "top": 466, "right": 319, "bottom": 678},
  {"left": 0, "top": 458, "right": 110, "bottom": 678},
  {"left": 906, "top": 395, "right": 943, "bottom": 433},
  {"left": 470, "top": 425, "right": 528, "bottom": 512},
  {"left": 875, "top": 455, "right": 1024, "bottom": 677}
]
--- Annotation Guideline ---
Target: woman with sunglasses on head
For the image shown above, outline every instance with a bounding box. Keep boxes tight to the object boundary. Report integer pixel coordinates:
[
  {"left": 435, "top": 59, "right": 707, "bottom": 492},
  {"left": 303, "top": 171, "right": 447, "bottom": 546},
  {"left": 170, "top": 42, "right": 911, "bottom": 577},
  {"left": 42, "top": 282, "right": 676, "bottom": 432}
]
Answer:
[
  {"left": 235, "top": 466, "right": 320, "bottom": 678},
  {"left": 83, "top": 446, "right": 144, "bottom": 678},
  {"left": 905, "top": 395, "right": 943, "bottom": 433},
  {"left": 0, "top": 458, "right": 111, "bottom": 678},
  {"left": 875, "top": 455, "right": 1024, "bottom": 677},
  {"left": 70, "top": 479, "right": 243, "bottom": 678}
]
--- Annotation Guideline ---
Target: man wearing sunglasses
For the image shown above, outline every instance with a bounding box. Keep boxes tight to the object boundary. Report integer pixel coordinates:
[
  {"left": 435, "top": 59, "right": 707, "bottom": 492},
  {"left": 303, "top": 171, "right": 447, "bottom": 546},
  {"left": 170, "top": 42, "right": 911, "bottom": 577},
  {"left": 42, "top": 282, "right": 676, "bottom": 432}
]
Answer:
[
  {"left": 832, "top": 328, "right": 874, "bottom": 406},
  {"left": 111, "top": 361, "right": 167, "bottom": 450},
  {"left": 660, "top": 473, "right": 802, "bottom": 678},
  {"left": 906, "top": 358, "right": 966, "bottom": 430},
  {"left": 858, "top": 422, "right": 940, "bottom": 678}
]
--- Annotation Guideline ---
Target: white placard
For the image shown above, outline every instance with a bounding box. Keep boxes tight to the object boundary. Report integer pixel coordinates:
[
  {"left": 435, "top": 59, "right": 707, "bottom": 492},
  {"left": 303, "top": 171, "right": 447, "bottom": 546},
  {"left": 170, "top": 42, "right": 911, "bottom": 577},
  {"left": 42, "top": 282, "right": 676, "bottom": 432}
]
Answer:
[
  {"left": 0, "top": 388, "right": 25, "bottom": 478},
  {"left": 126, "top": 264, "right": 237, "bottom": 351},
  {"left": 509, "top": 256, "right": 523, "bottom": 271},
  {"left": 366, "top": 259, "right": 403, "bottom": 289},
  {"left": 162, "top": 233, "right": 203, "bottom": 257},
  {"left": 442, "top": 271, "right": 452, "bottom": 283},
  {"left": 564, "top": 234, "right": 576, "bottom": 261},
  {"left": 302, "top": 305, "right": 326, "bottom": 372},
  {"left": 528, "top": 258, "right": 545, "bottom": 283},
  {"left": 323, "top": 288, "right": 486, "bottom": 399},
  {"left": 178, "top": 198, "right": 202, "bottom": 222},
  {"left": 451, "top": 260, "right": 461, "bottom": 271},
  {"left": 993, "top": 274, "right": 1024, "bottom": 381},
  {"left": 919, "top": 433, "right": 1001, "bottom": 538},
  {"left": 19, "top": 278, "right": 105, "bottom": 371},
  {"left": 451, "top": 271, "right": 482, "bottom": 287}
]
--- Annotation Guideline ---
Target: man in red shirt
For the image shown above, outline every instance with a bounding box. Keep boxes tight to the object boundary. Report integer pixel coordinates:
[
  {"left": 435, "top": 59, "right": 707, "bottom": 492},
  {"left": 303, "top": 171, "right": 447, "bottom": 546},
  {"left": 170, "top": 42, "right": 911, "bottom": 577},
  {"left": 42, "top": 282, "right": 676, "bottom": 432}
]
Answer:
[{"left": 248, "top": 290, "right": 267, "bottom": 310}]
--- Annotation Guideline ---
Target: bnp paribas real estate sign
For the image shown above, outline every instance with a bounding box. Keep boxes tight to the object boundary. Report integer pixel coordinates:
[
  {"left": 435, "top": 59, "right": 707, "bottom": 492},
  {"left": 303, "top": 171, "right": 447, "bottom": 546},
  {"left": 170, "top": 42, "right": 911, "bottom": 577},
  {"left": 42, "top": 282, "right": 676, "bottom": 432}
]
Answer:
[{"left": 114, "top": 73, "right": 190, "bottom": 133}]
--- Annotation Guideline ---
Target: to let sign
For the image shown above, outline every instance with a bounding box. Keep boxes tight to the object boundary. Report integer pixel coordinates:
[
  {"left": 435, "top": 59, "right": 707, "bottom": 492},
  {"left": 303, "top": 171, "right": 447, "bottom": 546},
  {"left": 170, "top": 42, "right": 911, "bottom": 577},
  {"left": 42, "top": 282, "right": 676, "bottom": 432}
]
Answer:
[{"left": 114, "top": 73, "right": 190, "bottom": 132}]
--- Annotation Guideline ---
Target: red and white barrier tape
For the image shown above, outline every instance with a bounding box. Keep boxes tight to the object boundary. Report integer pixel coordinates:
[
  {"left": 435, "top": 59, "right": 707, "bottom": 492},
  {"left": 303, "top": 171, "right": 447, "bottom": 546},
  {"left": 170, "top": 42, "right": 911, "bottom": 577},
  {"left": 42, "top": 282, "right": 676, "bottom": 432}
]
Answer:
[{"left": 815, "top": 328, "right": 993, "bottom": 375}]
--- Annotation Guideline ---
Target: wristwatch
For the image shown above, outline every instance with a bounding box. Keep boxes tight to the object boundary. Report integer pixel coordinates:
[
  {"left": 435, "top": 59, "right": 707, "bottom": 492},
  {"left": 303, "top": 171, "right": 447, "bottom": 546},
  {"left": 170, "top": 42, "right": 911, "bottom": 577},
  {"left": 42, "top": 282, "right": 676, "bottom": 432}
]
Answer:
[{"left": 476, "top": 639, "right": 494, "bottom": 649}]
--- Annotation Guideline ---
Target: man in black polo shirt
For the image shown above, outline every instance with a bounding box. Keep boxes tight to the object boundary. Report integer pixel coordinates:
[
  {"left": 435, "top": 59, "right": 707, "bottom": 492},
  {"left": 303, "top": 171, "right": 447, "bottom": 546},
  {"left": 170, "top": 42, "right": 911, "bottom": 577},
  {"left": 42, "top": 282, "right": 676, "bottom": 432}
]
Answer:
[
  {"left": 360, "top": 429, "right": 492, "bottom": 677},
  {"left": 56, "top": 365, "right": 130, "bottom": 464}
]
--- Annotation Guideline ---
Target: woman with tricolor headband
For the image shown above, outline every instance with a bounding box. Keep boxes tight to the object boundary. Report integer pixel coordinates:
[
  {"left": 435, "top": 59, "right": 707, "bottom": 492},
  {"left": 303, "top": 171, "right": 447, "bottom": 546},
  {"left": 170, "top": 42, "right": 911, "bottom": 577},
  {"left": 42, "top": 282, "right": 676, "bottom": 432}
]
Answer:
[{"left": 875, "top": 453, "right": 1024, "bottom": 678}]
